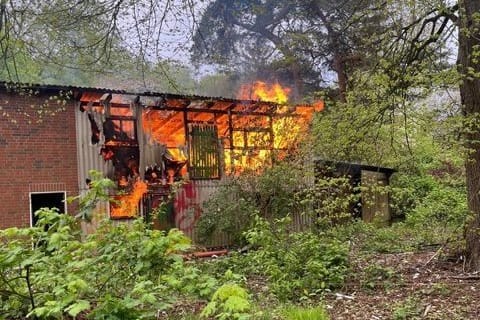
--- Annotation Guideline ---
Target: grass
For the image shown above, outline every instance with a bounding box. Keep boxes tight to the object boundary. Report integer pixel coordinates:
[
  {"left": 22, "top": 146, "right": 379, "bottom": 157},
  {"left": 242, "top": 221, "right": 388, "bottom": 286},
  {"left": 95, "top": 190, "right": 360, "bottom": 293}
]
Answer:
[{"left": 281, "top": 306, "right": 330, "bottom": 320}]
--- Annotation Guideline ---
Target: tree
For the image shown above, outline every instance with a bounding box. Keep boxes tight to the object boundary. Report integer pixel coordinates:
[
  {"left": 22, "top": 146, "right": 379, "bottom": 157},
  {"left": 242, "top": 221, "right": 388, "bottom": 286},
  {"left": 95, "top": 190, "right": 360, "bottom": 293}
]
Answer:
[
  {"left": 345, "top": 0, "right": 480, "bottom": 269},
  {"left": 191, "top": 0, "right": 387, "bottom": 100},
  {"left": 458, "top": 0, "right": 480, "bottom": 270},
  {"left": 0, "top": 0, "right": 199, "bottom": 87}
]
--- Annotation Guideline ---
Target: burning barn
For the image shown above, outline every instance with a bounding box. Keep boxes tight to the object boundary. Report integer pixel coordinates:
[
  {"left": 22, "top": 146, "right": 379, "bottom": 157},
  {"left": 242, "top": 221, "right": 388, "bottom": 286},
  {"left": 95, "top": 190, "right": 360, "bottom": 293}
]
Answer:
[
  {"left": 0, "top": 81, "right": 394, "bottom": 242},
  {"left": 0, "top": 81, "right": 321, "bottom": 240},
  {"left": 77, "top": 83, "right": 322, "bottom": 241}
]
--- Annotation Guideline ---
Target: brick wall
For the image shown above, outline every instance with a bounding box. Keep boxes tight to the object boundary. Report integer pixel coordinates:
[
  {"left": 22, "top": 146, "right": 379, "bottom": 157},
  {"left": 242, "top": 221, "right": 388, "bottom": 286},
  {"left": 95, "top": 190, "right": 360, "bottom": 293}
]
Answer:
[{"left": 0, "top": 90, "right": 79, "bottom": 228}]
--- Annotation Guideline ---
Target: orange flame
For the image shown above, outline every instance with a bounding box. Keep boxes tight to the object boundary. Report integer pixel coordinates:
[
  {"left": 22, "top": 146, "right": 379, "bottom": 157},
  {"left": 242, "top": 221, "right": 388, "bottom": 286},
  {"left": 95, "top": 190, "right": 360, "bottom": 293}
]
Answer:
[
  {"left": 237, "top": 81, "right": 291, "bottom": 104},
  {"left": 110, "top": 180, "right": 148, "bottom": 218},
  {"left": 140, "top": 82, "right": 323, "bottom": 177}
]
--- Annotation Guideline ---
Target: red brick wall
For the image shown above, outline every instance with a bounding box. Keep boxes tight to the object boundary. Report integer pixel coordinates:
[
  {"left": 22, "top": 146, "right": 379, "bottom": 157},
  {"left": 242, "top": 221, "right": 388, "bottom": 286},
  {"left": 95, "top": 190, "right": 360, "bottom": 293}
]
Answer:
[{"left": 0, "top": 90, "right": 79, "bottom": 228}]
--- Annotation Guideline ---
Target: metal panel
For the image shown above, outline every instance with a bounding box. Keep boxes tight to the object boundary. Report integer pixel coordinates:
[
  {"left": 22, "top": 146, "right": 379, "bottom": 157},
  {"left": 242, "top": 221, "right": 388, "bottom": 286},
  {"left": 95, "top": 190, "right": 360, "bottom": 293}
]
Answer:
[
  {"left": 173, "top": 179, "right": 231, "bottom": 245},
  {"left": 75, "top": 104, "right": 113, "bottom": 193},
  {"left": 75, "top": 105, "right": 113, "bottom": 232}
]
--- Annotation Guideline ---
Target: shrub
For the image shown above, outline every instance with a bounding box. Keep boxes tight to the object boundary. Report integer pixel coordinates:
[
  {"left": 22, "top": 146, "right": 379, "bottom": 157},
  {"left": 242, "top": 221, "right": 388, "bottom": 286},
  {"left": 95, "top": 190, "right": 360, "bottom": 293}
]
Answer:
[
  {"left": 296, "top": 175, "right": 360, "bottom": 229},
  {"left": 244, "top": 216, "right": 349, "bottom": 301},
  {"left": 197, "top": 162, "right": 307, "bottom": 244},
  {"left": 0, "top": 209, "right": 215, "bottom": 319},
  {"left": 196, "top": 180, "right": 258, "bottom": 244},
  {"left": 201, "top": 283, "right": 252, "bottom": 320}
]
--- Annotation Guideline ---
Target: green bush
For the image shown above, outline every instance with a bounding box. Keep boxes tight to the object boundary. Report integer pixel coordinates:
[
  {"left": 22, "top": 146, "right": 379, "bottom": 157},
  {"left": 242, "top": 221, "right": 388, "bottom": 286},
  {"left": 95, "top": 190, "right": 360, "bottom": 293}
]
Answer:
[
  {"left": 196, "top": 180, "right": 258, "bottom": 244},
  {"left": 201, "top": 282, "right": 252, "bottom": 320},
  {"left": 391, "top": 297, "right": 422, "bottom": 320},
  {"left": 0, "top": 209, "right": 216, "bottom": 319},
  {"left": 243, "top": 216, "right": 349, "bottom": 301},
  {"left": 197, "top": 162, "right": 308, "bottom": 244},
  {"left": 296, "top": 175, "right": 359, "bottom": 229}
]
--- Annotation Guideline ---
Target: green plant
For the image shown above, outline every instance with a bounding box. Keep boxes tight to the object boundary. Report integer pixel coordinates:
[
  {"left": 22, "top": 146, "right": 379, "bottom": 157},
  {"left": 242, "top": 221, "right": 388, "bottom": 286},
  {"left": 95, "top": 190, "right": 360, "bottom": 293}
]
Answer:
[
  {"left": 392, "top": 297, "right": 422, "bottom": 320},
  {"left": 244, "top": 216, "right": 349, "bottom": 301},
  {"left": 360, "top": 263, "right": 398, "bottom": 291},
  {"left": 201, "top": 283, "right": 252, "bottom": 320},
  {"left": 422, "top": 282, "right": 451, "bottom": 296},
  {"left": 0, "top": 209, "right": 198, "bottom": 319},
  {"left": 67, "top": 169, "right": 115, "bottom": 221},
  {"left": 196, "top": 179, "right": 258, "bottom": 244},
  {"left": 281, "top": 306, "right": 330, "bottom": 320},
  {"left": 297, "top": 175, "right": 359, "bottom": 229},
  {"left": 197, "top": 161, "right": 310, "bottom": 245}
]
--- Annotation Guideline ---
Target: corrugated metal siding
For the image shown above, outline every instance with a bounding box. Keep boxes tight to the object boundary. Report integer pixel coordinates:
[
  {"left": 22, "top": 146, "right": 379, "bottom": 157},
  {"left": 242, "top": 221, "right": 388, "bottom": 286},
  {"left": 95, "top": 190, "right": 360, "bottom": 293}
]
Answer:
[
  {"left": 173, "top": 179, "right": 231, "bottom": 245},
  {"left": 75, "top": 104, "right": 113, "bottom": 231},
  {"left": 75, "top": 104, "right": 114, "bottom": 192}
]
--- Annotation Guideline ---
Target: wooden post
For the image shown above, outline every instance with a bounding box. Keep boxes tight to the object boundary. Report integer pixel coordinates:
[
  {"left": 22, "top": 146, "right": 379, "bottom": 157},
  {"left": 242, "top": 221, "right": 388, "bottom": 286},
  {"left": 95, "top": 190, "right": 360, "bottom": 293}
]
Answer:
[
  {"left": 228, "top": 106, "right": 234, "bottom": 174},
  {"left": 269, "top": 113, "right": 274, "bottom": 165},
  {"left": 183, "top": 110, "right": 189, "bottom": 178}
]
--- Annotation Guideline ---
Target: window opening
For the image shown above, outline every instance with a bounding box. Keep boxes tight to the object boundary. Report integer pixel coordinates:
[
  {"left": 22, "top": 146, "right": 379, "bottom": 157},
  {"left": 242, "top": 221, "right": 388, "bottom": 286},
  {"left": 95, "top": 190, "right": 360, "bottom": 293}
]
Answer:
[{"left": 30, "top": 192, "right": 66, "bottom": 226}]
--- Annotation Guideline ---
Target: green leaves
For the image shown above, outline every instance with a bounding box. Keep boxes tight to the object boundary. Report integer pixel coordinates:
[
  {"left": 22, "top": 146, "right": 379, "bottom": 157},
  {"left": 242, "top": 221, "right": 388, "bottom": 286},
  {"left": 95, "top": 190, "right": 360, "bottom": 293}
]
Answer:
[
  {"left": 65, "top": 300, "right": 90, "bottom": 317},
  {"left": 0, "top": 206, "right": 217, "bottom": 319},
  {"left": 201, "top": 283, "right": 252, "bottom": 319},
  {"left": 243, "top": 216, "right": 349, "bottom": 301},
  {"left": 68, "top": 170, "right": 116, "bottom": 221}
]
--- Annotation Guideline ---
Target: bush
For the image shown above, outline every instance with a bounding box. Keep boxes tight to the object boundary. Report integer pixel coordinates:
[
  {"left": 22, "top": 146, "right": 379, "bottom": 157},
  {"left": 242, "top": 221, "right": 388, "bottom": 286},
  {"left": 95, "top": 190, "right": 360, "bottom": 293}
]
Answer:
[
  {"left": 201, "top": 283, "right": 252, "bottom": 320},
  {"left": 296, "top": 175, "right": 359, "bottom": 229},
  {"left": 0, "top": 208, "right": 216, "bottom": 319},
  {"left": 243, "top": 216, "right": 349, "bottom": 301},
  {"left": 196, "top": 180, "right": 258, "bottom": 244},
  {"left": 197, "top": 162, "right": 308, "bottom": 244}
]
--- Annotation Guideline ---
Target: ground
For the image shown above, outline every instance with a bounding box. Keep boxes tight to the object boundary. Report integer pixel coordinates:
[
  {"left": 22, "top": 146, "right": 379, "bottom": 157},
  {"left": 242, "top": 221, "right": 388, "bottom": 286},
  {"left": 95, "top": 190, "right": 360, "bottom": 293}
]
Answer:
[{"left": 325, "top": 250, "right": 480, "bottom": 320}]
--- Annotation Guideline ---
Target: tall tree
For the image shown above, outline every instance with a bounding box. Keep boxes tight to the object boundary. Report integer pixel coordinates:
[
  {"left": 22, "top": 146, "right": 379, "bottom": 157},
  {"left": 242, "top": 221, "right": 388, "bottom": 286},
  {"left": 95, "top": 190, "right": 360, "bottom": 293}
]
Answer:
[
  {"left": 355, "top": 0, "right": 480, "bottom": 269},
  {"left": 191, "top": 0, "right": 387, "bottom": 100},
  {"left": 458, "top": 0, "right": 480, "bottom": 270}
]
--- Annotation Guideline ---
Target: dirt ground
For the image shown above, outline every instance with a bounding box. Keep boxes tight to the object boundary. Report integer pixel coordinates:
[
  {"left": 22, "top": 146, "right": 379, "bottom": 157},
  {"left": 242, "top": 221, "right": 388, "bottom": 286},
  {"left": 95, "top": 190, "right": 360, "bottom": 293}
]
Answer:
[{"left": 325, "top": 250, "right": 480, "bottom": 320}]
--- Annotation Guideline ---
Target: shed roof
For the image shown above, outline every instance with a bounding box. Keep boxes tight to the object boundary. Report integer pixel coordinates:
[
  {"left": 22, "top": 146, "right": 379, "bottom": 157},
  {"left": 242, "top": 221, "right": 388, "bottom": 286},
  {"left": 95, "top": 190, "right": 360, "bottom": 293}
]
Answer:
[
  {"left": 0, "top": 81, "right": 290, "bottom": 109},
  {"left": 314, "top": 159, "right": 396, "bottom": 177}
]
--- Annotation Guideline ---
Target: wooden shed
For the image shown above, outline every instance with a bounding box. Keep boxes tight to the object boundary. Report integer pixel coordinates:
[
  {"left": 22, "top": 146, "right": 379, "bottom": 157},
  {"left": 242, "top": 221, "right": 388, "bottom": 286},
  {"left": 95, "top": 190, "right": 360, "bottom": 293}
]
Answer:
[{"left": 314, "top": 159, "right": 396, "bottom": 224}]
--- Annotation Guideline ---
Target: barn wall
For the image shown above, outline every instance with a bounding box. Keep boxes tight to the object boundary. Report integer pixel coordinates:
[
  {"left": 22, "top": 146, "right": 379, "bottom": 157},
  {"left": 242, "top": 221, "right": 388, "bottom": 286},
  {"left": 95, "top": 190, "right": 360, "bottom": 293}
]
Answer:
[
  {"left": 74, "top": 106, "right": 115, "bottom": 232},
  {"left": 0, "top": 91, "right": 79, "bottom": 228},
  {"left": 173, "top": 179, "right": 230, "bottom": 245}
]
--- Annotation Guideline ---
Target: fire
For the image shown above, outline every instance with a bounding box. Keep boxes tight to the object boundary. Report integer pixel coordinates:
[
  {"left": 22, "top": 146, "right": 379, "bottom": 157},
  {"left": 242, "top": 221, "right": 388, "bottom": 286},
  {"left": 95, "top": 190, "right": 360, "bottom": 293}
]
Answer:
[
  {"left": 237, "top": 81, "right": 291, "bottom": 104},
  {"left": 110, "top": 180, "right": 148, "bottom": 218},
  {"left": 139, "top": 83, "right": 323, "bottom": 178},
  {"left": 142, "top": 109, "right": 185, "bottom": 147}
]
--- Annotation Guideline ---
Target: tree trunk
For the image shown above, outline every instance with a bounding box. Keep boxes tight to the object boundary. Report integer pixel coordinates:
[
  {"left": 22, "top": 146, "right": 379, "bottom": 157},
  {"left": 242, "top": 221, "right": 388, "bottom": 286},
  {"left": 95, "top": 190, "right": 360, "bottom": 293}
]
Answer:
[
  {"left": 459, "top": 0, "right": 480, "bottom": 270},
  {"left": 332, "top": 53, "right": 348, "bottom": 102}
]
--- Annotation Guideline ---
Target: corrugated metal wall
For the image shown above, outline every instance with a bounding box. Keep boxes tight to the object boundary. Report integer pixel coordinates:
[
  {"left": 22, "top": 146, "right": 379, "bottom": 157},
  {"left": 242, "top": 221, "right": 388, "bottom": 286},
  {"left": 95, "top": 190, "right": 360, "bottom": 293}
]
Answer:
[
  {"left": 75, "top": 104, "right": 114, "bottom": 191},
  {"left": 173, "top": 179, "right": 231, "bottom": 245},
  {"left": 75, "top": 104, "right": 113, "bottom": 232}
]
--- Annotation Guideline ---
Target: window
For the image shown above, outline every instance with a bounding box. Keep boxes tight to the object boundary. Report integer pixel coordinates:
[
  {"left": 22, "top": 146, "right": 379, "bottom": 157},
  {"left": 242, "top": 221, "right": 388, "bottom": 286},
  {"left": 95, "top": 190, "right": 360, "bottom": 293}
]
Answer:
[
  {"left": 104, "top": 106, "right": 137, "bottom": 143},
  {"left": 30, "top": 192, "right": 66, "bottom": 226},
  {"left": 188, "top": 124, "right": 220, "bottom": 179}
]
